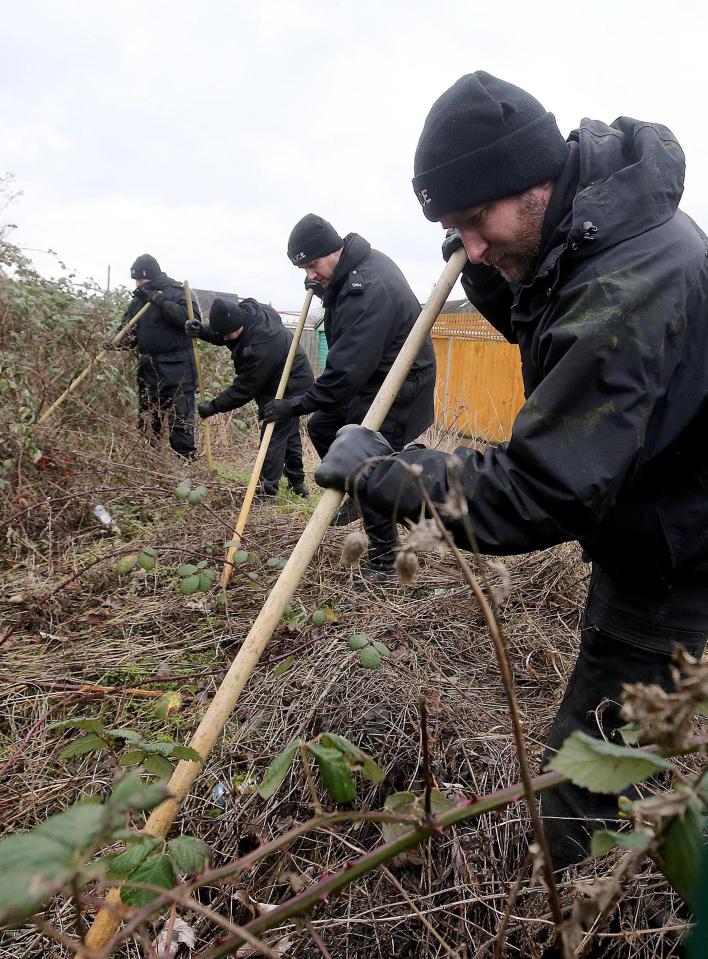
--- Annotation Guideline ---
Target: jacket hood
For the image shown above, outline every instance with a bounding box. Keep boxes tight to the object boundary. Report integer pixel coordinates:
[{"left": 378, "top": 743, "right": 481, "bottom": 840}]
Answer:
[
  {"left": 322, "top": 233, "right": 371, "bottom": 305},
  {"left": 568, "top": 117, "right": 685, "bottom": 254}
]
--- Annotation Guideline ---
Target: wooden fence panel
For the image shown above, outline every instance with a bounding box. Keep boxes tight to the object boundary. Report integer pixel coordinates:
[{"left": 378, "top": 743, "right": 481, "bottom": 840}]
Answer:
[{"left": 432, "top": 312, "right": 526, "bottom": 442}]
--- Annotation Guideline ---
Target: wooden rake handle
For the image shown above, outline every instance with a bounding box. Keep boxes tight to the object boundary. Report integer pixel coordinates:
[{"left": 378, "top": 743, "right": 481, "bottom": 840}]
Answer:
[
  {"left": 219, "top": 288, "right": 314, "bottom": 588},
  {"left": 79, "top": 249, "right": 467, "bottom": 957}
]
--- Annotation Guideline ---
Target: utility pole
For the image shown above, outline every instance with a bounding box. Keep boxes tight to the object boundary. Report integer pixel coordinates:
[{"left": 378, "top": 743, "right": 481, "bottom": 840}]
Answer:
[{"left": 106, "top": 265, "right": 111, "bottom": 293}]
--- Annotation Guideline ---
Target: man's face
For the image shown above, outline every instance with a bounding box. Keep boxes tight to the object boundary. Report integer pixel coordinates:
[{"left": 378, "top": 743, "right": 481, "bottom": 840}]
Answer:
[
  {"left": 441, "top": 184, "right": 552, "bottom": 284},
  {"left": 135, "top": 277, "right": 149, "bottom": 288},
  {"left": 223, "top": 328, "right": 243, "bottom": 342},
  {"left": 300, "top": 248, "right": 342, "bottom": 288}
]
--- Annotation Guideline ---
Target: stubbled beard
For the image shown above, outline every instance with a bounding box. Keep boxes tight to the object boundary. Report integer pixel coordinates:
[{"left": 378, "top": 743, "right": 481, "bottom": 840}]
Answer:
[{"left": 486, "top": 192, "right": 547, "bottom": 283}]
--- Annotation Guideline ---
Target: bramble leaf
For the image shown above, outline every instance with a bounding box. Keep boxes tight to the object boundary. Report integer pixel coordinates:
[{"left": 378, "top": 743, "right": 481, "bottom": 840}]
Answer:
[
  {"left": 306, "top": 743, "right": 356, "bottom": 803},
  {"left": 546, "top": 731, "right": 674, "bottom": 792},
  {"left": 257, "top": 739, "right": 300, "bottom": 800}
]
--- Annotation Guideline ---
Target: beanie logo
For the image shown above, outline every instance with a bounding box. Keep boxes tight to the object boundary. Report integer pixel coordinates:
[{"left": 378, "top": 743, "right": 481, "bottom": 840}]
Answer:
[
  {"left": 417, "top": 188, "right": 432, "bottom": 207},
  {"left": 293, "top": 251, "right": 307, "bottom": 262}
]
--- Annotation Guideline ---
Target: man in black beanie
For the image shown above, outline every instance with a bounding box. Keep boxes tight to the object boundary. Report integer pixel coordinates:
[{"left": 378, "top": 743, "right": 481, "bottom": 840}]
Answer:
[
  {"left": 264, "top": 213, "right": 437, "bottom": 581},
  {"left": 315, "top": 72, "right": 708, "bottom": 866},
  {"left": 187, "top": 296, "right": 314, "bottom": 498},
  {"left": 114, "top": 255, "right": 201, "bottom": 458}
]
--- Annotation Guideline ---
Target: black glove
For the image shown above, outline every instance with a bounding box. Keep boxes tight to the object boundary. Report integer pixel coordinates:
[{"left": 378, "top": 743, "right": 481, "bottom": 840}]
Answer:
[
  {"left": 145, "top": 289, "right": 165, "bottom": 306},
  {"left": 198, "top": 400, "right": 215, "bottom": 419},
  {"left": 185, "top": 319, "right": 204, "bottom": 337},
  {"left": 304, "top": 278, "right": 324, "bottom": 296},
  {"left": 262, "top": 398, "right": 296, "bottom": 424},
  {"left": 442, "top": 228, "right": 463, "bottom": 262},
  {"left": 315, "top": 425, "right": 394, "bottom": 495}
]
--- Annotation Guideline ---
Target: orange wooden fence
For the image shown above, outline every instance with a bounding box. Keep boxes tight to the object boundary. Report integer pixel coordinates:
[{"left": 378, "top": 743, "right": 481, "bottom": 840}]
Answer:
[{"left": 431, "top": 309, "right": 526, "bottom": 442}]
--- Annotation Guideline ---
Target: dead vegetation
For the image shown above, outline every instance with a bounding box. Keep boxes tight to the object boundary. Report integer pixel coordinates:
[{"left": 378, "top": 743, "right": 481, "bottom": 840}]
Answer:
[{"left": 0, "top": 260, "right": 696, "bottom": 958}]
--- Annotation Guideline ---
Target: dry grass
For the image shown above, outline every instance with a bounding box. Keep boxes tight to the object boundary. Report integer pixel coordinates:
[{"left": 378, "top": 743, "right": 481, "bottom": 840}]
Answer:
[{"left": 0, "top": 404, "right": 692, "bottom": 959}]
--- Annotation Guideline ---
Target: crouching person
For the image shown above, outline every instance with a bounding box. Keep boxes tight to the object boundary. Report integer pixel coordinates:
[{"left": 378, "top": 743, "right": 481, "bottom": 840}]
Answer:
[{"left": 188, "top": 297, "right": 314, "bottom": 498}]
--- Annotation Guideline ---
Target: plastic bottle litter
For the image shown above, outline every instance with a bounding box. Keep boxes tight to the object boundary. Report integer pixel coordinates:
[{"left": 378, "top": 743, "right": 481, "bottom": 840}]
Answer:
[
  {"left": 93, "top": 504, "right": 120, "bottom": 534},
  {"left": 211, "top": 783, "right": 227, "bottom": 808}
]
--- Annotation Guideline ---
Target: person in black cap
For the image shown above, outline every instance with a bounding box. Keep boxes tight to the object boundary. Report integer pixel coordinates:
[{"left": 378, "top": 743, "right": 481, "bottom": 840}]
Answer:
[
  {"left": 187, "top": 296, "right": 314, "bottom": 498},
  {"left": 114, "top": 255, "right": 201, "bottom": 458},
  {"left": 315, "top": 72, "right": 708, "bottom": 865},
  {"left": 263, "top": 214, "right": 436, "bottom": 580}
]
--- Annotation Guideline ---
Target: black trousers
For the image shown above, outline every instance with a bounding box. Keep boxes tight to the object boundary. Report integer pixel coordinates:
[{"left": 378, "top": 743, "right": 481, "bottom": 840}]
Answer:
[
  {"left": 137, "top": 353, "right": 196, "bottom": 458},
  {"left": 259, "top": 417, "right": 305, "bottom": 491},
  {"left": 541, "top": 570, "right": 707, "bottom": 870},
  {"left": 308, "top": 409, "right": 402, "bottom": 566}
]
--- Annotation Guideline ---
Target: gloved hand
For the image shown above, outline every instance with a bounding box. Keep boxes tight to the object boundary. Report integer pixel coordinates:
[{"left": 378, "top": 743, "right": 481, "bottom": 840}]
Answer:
[
  {"left": 145, "top": 289, "right": 165, "bottom": 305},
  {"left": 262, "top": 398, "right": 296, "bottom": 424},
  {"left": 315, "top": 425, "right": 394, "bottom": 495},
  {"left": 185, "top": 319, "right": 204, "bottom": 337},
  {"left": 304, "top": 278, "right": 324, "bottom": 296},
  {"left": 442, "top": 228, "right": 464, "bottom": 262},
  {"left": 197, "top": 400, "right": 215, "bottom": 419}
]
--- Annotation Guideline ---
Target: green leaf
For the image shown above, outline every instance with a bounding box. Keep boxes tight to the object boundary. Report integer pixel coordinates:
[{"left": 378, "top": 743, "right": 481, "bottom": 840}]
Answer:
[
  {"left": 546, "top": 731, "right": 674, "bottom": 792},
  {"left": 232, "top": 549, "right": 249, "bottom": 563},
  {"left": 167, "top": 836, "right": 210, "bottom": 875},
  {"left": 0, "top": 832, "right": 75, "bottom": 925},
  {"left": 177, "top": 563, "right": 199, "bottom": 576},
  {"left": 198, "top": 570, "right": 215, "bottom": 592},
  {"left": 140, "top": 740, "right": 175, "bottom": 756},
  {"left": 116, "top": 555, "right": 138, "bottom": 575},
  {"left": 257, "top": 739, "right": 300, "bottom": 800},
  {"left": 347, "top": 633, "right": 370, "bottom": 651},
  {"left": 47, "top": 717, "right": 105, "bottom": 734},
  {"left": 306, "top": 743, "right": 356, "bottom": 803},
  {"left": 143, "top": 754, "right": 174, "bottom": 780},
  {"left": 138, "top": 549, "right": 156, "bottom": 572},
  {"left": 320, "top": 733, "right": 384, "bottom": 784},
  {"left": 109, "top": 727, "right": 143, "bottom": 744},
  {"left": 654, "top": 795, "right": 705, "bottom": 910},
  {"left": 619, "top": 722, "right": 643, "bottom": 745},
  {"left": 273, "top": 656, "right": 295, "bottom": 677},
  {"left": 358, "top": 646, "right": 381, "bottom": 670},
  {"left": 381, "top": 790, "right": 455, "bottom": 842},
  {"left": 371, "top": 640, "right": 391, "bottom": 658},
  {"left": 120, "top": 853, "right": 175, "bottom": 907},
  {"left": 267, "top": 556, "right": 289, "bottom": 569},
  {"left": 35, "top": 801, "right": 106, "bottom": 849},
  {"left": 311, "top": 609, "right": 326, "bottom": 627},
  {"left": 60, "top": 733, "right": 107, "bottom": 760},
  {"left": 106, "top": 836, "right": 163, "bottom": 879},
  {"left": 180, "top": 574, "right": 201, "bottom": 595},
  {"left": 153, "top": 691, "right": 182, "bottom": 721},
  {"left": 171, "top": 745, "right": 202, "bottom": 763},
  {"left": 187, "top": 487, "right": 205, "bottom": 505},
  {"left": 590, "top": 828, "right": 654, "bottom": 858},
  {"left": 122, "top": 749, "right": 147, "bottom": 767},
  {"left": 174, "top": 479, "right": 192, "bottom": 500},
  {"left": 108, "top": 771, "right": 169, "bottom": 814}
]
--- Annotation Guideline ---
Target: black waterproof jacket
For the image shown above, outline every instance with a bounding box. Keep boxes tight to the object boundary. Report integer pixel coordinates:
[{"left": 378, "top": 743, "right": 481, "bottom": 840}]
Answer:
[
  {"left": 367, "top": 118, "right": 708, "bottom": 643},
  {"left": 290, "top": 234, "right": 436, "bottom": 443},
  {"left": 199, "top": 298, "right": 314, "bottom": 414},
  {"left": 120, "top": 273, "right": 200, "bottom": 356}
]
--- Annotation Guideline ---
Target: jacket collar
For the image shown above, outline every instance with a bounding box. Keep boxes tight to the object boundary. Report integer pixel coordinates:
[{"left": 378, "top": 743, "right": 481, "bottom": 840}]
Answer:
[{"left": 322, "top": 233, "right": 371, "bottom": 306}]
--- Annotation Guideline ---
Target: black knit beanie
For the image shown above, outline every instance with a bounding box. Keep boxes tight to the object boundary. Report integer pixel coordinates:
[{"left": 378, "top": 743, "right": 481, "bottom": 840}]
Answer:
[
  {"left": 412, "top": 72, "right": 569, "bottom": 221},
  {"left": 209, "top": 298, "right": 243, "bottom": 335},
  {"left": 130, "top": 254, "right": 161, "bottom": 280},
  {"left": 287, "top": 214, "right": 343, "bottom": 265}
]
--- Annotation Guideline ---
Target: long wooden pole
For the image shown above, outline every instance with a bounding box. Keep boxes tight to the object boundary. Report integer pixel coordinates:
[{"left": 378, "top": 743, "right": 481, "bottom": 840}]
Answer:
[
  {"left": 80, "top": 249, "right": 466, "bottom": 956},
  {"left": 219, "top": 288, "right": 314, "bottom": 588},
  {"left": 184, "top": 280, "right": 213, "bottom": 472},
  {"left": 36, "top": 302, "right": 151, "bottom": 425}
]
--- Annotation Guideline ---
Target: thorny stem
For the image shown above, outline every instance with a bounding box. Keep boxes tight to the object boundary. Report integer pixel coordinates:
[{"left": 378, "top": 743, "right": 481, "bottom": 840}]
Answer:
[
  {"left": 419, "top": 695, "right": 433, "bottom": 819},
  {"left": 414, "top": 479, "right": 567, "bottom": 937},
  {"left": 303, "top": 918, "right": 333, "bottom": 959}
]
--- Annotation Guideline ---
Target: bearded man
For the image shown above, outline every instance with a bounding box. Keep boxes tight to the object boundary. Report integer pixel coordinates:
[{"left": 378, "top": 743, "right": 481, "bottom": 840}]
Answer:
[{"left": 315, "top": 72, "right": 708, "bottom": 867}]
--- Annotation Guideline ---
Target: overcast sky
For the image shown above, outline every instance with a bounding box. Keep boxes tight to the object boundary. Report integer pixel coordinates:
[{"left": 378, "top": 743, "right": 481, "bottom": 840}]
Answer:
[{"left": 3, "top": 0, "right": 708, "bottom": 311}]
